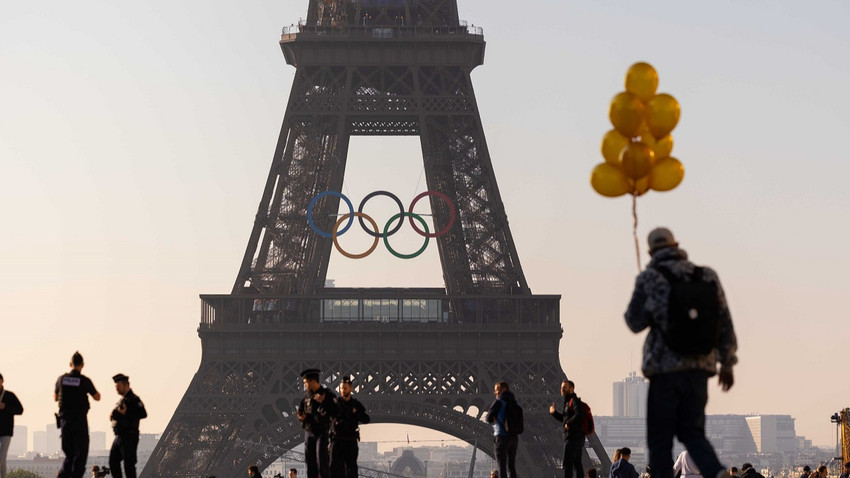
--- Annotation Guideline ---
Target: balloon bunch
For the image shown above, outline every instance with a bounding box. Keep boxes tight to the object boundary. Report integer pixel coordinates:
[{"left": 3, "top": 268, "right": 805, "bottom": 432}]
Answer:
[{"left": 591, "top": 62, "right": 684, "bottom": 198}]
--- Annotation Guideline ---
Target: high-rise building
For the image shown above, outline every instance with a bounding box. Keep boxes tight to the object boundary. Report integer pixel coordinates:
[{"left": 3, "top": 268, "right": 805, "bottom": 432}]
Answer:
[
  {"left": 44, "top": 424, "right": 60, "bottom": 454},
  {"left": 8, "top": 425, "right": 27, "bottom": 457},
  {"left": 745, "top": 415, "right": 797, "bottom": 453},
  {"left": 613, "top": 372, "right": 649, "bottom": 418},
  {"left": 32, "top": 430, "right": 46, "bottom": 454}
]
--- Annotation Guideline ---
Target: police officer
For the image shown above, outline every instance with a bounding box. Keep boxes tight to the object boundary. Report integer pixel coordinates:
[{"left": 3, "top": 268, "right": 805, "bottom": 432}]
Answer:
[
  {"left": 296, "top": 369, "right": 337, "bottom": 478},
  {"left": 55, "top": 351, "right": 100, "bottom": 478},
  {"left": 330, "top": 375, "right": 370, "bottom": 478},
  {"left": 109, "top": 374, "right": 147, "bottom": 478}
]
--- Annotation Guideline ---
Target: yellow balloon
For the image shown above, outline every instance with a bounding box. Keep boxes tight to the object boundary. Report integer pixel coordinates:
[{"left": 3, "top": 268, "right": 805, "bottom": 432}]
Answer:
[
  {"left": 590, "top": 163, "right": 630, "bottom": 198},
  {"left": 653, "top": 134, "right": 673, "bottom": 159},
  {"left": 601, "top": 130, "right": 630, "bottom": 165},
  {"left": 609, "top": 92, "right": 644, "bottom": 138},
  {"left": 619, "top": 142, "right": 655, "bottom": 180},
  {"left": 625, "top": 62, "right": 659, "bottom": 102},
  {"left": 649, "top": 157, "right": 685, "bottom": 191},
  {"left": 646, "top": 93, "right": 680, "bottom": 138},
  {"left": 628, "top": 176, "right": 650, "bottom": 196}
]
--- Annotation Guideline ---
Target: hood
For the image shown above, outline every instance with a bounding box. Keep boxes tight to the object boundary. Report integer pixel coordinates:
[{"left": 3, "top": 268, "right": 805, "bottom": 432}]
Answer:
[{"left": 649, "top": 246, "right": 688, "bottom": 266}]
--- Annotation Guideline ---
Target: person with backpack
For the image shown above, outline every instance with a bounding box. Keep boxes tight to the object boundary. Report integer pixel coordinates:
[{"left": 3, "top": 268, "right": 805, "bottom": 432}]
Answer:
[
  {"left": 549, "top": 380, "right": 586, "bottom": 478},
  {"left": 486, "top": 381, "right": 521, "bottom": 478},
  {"left": 625, "top": 227, "right": 738, "bottom": 478}
]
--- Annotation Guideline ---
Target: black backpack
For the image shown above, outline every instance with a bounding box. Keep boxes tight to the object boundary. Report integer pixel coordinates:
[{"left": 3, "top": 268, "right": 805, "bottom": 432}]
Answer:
[
  {"left": 652, "top": 265, "right": 721, "bottom": 356},
  {"left": 503, "top": 399, "right": 524, "bottom": 435}
]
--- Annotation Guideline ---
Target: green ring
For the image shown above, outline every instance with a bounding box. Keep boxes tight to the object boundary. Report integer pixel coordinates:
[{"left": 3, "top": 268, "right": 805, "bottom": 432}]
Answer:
[{"left": 383, "top": 212, "right": 430, "bottom": 259}]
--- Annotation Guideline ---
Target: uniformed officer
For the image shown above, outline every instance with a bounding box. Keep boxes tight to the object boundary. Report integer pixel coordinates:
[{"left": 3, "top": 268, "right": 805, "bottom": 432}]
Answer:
[
  {"left": 55, "top": 351, "right": 100, "bottom": 478},
  {"left": 296, "top": 369, "right": 337, "bottom": 478},
  {"left": 330, "top": 375, "right": 370, "bottom": 478},
  {"left": 109, "top": 373, "right": 147, "bottom": 478}
]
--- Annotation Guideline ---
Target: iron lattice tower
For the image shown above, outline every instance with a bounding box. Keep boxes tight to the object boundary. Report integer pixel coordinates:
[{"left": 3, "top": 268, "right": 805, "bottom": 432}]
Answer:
[{"left": 143, "top": 1, "right": 609, "bottom": 476}]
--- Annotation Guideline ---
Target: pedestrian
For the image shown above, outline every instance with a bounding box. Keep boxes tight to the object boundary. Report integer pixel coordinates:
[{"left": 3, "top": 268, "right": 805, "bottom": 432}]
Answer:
[
  {"left": 625, "top": 228, "right": 738, "bottom": 478},
  {"left": 248, "top": 465, "right": 261, "bottom": 478},
  {"left": 549, "top": 380, "right": 586, "bottom": 478},
  {"left": 330, "top": 375, "right": 370, "bottom": 478},
  {"left": 55, "top": 351, "right": 101, "bottom": 478},
  {"left": 673, "top": 450, "right": 700, "bottom": 478},
  {"left": 0, "top": 372, "right": 24, "bottom": 478},
  {"left": 486, "top": 381, "right": 520, "bottom": 478},
  {"left": 611, "top": 447, "right": 639, "bottom": 478},
  {"left": 288, "top": 469, "right": 297, "bottom": 478},
  {"left": 730, "top": 467, "right": 739, "bottom": 478},
  {"left": 801, "top": 467, "right": 811, "bottom": 478},
  {"left": 813, "top": 466, "right": 828, "bottom": 478},
  {"left": 108, "top": 374, "right": 147, "bottom": 478},
  {"left": 839, "top": 462, "right": 849, "bottom": 478},
  {"left": 297, "top": 369, "right": 337, "bottom": 478},
  {"left": 740, "top": 464, "right": 764, "bottom": 478}
]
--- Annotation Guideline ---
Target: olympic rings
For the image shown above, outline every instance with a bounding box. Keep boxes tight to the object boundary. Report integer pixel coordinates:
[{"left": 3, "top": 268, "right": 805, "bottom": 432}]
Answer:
[
  {"left": 333, "top": 213, "right": 380, "bottom": 259},
  {"left": 383, "top": 212, "right": 430, "bottom": 259},
  {"left": 408, "top": 190, "right": 456, "bottom": 238},
  {"left": 358, "top": 190, "right": 404, "bottom": 238},
  {"left": 307, "top": 190, "right": 455, "bottom": 259},
  {"left": 307, "top": 191, "right": 354, "bottom": 238}
]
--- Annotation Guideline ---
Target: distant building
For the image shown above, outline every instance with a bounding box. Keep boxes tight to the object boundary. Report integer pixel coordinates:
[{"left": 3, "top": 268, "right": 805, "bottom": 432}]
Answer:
[
  {"left": 32, "top": 430, "right": 46, "bottom": 454},
  {"left": 746, "top": 415, "right": 797, "bottom": 453},
  {"left": 44, "top": 424, "right": 60, "bottom": 455},
  {"left": 613, "top": 372, "right": 648, "bottom": 418},
  {"left": 705, "top": 415, "right": 758, "bottom": 456},
  {"left": 9, "top": 425, "right": 27, "bottom": 457}
]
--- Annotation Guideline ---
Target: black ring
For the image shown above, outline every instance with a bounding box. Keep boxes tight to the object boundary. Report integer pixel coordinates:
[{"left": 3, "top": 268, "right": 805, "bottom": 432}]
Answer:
[{"left": 357, "top": 190, "right": 405, "bottom": 238}]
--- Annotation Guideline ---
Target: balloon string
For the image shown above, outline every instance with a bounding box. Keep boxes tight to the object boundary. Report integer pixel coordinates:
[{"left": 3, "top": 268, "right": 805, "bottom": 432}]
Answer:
[{"left": 632, "top": 194, "right": 642, "bottom": 271}]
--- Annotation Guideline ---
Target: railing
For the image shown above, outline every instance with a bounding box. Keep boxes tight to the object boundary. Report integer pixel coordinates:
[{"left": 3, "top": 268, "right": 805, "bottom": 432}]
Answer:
[
  {"left": 281, "top": 22, "right": 483, "bottom": 38},
  {"left": 199, "top": 290, "right": 559, "bottom": 328}
]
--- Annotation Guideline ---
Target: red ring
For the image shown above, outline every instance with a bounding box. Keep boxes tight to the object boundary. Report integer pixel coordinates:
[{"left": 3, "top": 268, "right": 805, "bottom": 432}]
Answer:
[{"left": 407, "top": 191, "right": 456, "bottom": 238}]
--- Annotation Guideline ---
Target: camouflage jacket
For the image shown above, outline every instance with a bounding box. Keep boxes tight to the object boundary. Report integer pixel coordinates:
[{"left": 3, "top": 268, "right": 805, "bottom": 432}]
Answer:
[{"left": 624, "top": 247, "right": 738, "bottom": 377}]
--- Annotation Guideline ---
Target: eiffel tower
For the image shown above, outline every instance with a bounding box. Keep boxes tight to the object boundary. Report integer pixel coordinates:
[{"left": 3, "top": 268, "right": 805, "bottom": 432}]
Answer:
[{"left": 143, "top": 1, "right": 608, "bottom": 476}]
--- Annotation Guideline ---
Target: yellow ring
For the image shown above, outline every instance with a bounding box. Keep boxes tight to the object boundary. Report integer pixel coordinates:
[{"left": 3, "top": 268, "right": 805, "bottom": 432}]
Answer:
[{"left": 332, "top": 212, "right": 380, "bottom": 259}]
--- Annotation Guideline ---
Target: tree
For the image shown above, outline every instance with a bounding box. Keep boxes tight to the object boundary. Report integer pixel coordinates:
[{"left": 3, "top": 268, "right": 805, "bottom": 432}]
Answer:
[{"left": 7, "top": 470, "right": 42, "bottom": 478}]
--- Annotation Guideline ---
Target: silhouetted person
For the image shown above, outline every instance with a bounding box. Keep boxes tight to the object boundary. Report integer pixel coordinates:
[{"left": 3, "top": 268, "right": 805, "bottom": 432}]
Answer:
[
  {"left": 297, "top": 369, "right": 337, "bottom": 478},
  {"left": 611, "top": 447, "right": 639, "bottom": 478},
  {"left": 56, "top": 352, "right": 101, "bottom": 478},
  {"left": 626, "top": 228, "right": 737, "bottom": 478},
  {"left": 486, "top": 381, "right": 520, "bottom": 478},
  {"left": 330, "top": 375, "right": 370, "bottom": 478},
  {"left": 549, "top": 380, "right": 585, "bottom": 478},
  {"left": 109, "top": 374, "right": 147, "bottom": 478},
  {"left": 0, "top": 372, "right": 24, "bottom": 478}
]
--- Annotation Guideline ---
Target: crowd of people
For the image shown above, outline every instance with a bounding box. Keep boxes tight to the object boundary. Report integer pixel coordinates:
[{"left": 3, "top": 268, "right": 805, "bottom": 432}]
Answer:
[
  {"left": 0, "top": 228, "right": 834, "bottom": 478},
  {"left": 0, "top": 352, "right": 147, "bottom": 478}
]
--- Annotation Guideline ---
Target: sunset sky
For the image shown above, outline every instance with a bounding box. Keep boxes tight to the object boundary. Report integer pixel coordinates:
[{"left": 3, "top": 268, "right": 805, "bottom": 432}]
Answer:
[{"left": 1, "top": 0, "right": 848, "bottom": 451}]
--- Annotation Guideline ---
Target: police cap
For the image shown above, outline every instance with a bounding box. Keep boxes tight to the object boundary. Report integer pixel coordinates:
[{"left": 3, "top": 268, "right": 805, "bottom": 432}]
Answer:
[
  {"left": 300, "top": 369, "right": 321, "bottom": 381},
  {"left": 113, "top": 373, "right": 130, "bottom": 383}
]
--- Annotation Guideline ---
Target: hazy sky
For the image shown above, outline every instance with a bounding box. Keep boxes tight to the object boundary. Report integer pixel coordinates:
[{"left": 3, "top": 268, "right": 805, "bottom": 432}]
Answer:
[{"left": 2, "top": 0, "right": 849, "bottom": 451}]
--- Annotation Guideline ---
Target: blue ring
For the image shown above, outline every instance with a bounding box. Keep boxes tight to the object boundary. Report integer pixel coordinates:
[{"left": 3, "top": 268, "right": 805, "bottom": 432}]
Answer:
[
  {"left": 358, "top": 190, "right": 405, "bottom": 238},
  {"left": 307, "top": 191, "right": 354, "bottom": 238}
]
